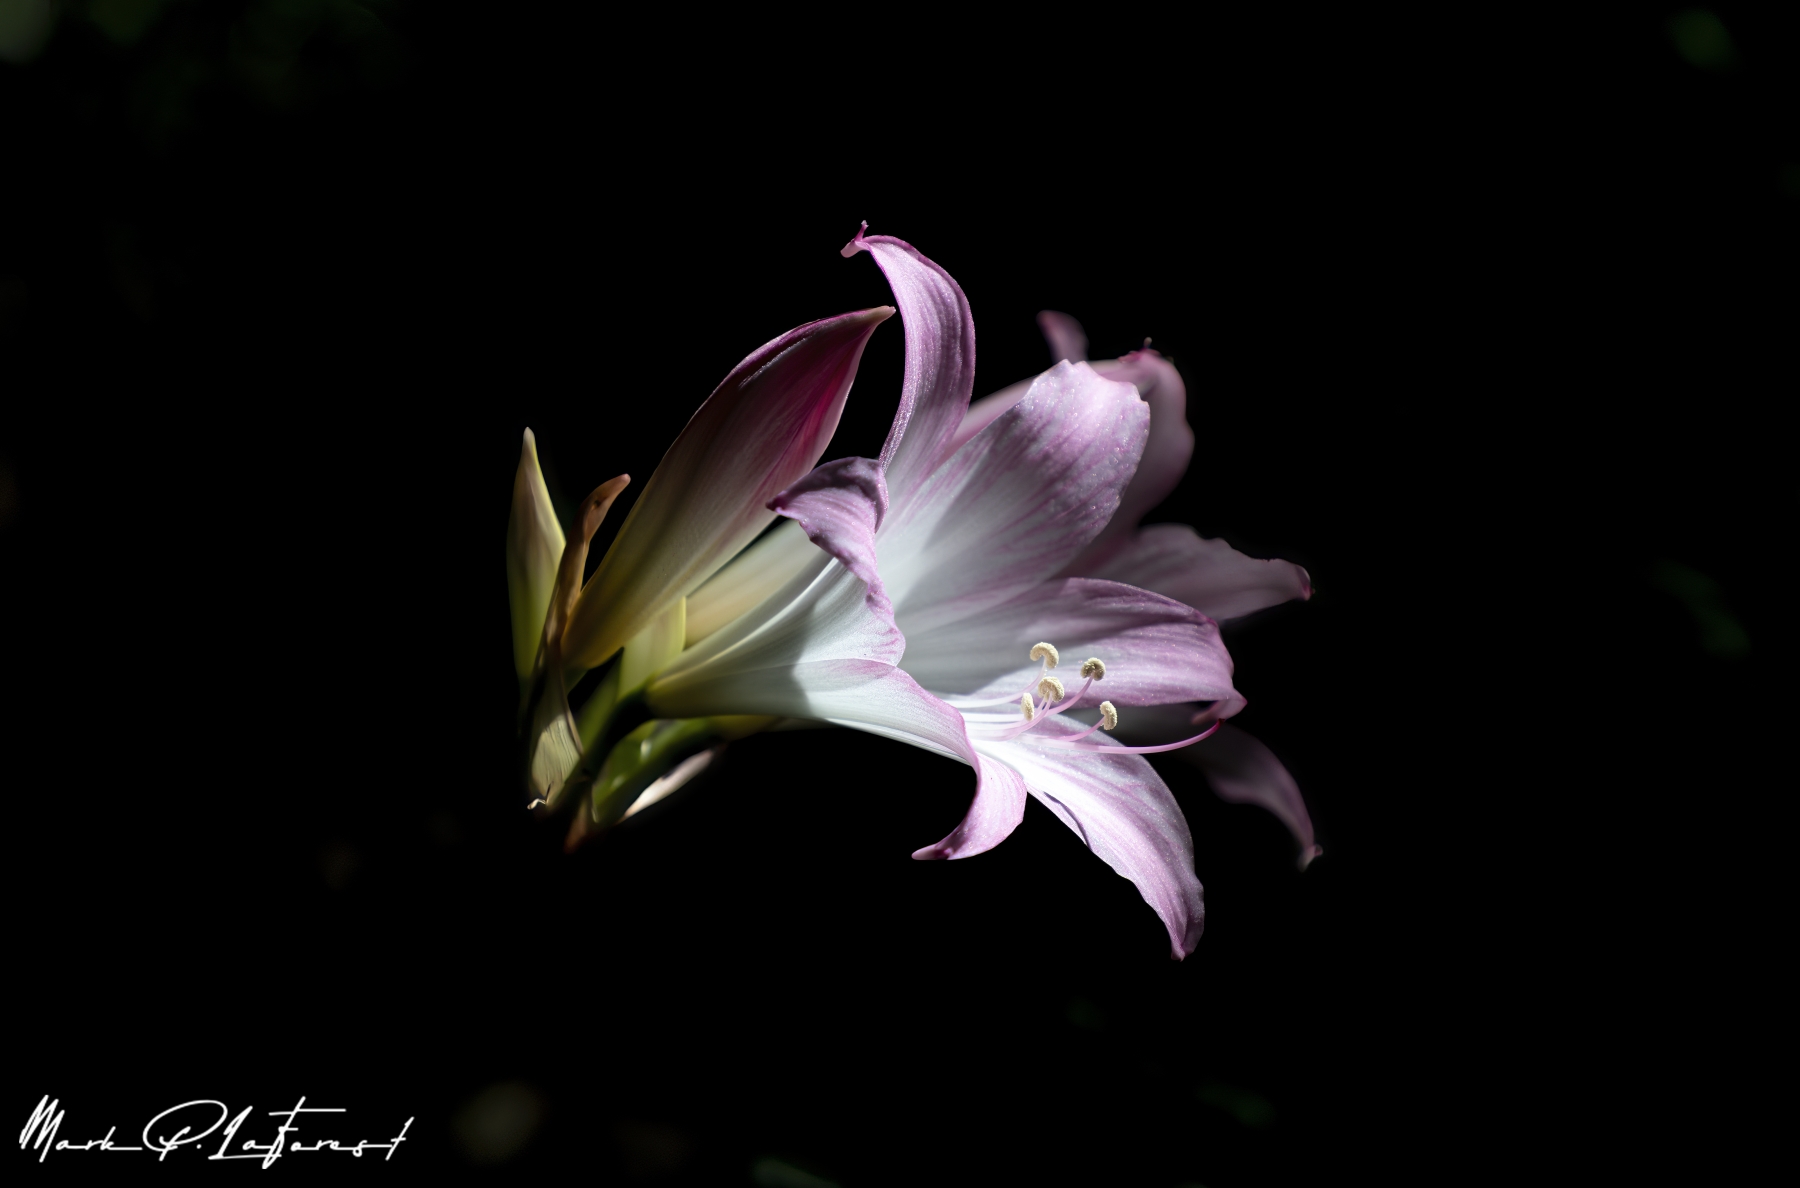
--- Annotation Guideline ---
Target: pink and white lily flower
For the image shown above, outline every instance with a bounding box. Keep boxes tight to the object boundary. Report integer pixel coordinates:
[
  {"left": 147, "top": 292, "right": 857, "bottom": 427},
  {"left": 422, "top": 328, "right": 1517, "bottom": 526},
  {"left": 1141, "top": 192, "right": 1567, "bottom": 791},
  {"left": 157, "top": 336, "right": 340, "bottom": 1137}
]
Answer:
[
  {"left": 646, "top": 229, "right": 1255, "bottom": 958},
  {"left": 508, "top": 227, "right": 1317, "bottom": 958}
]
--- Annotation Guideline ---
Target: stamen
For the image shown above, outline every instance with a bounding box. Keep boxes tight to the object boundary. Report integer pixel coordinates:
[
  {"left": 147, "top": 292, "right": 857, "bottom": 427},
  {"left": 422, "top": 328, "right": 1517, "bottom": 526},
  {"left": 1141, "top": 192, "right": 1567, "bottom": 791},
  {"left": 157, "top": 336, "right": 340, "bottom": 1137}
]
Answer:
[
  {"left": 957, "top": 646, "right": 1110, "bottom": 745},
  {"left": 1031, "top": 719, "right": 1223, "bottom": 753},
  {"left": 997, "top": 677, "right": 1094, "bottom": 737},
  {"left": 978, "top": 677, "right": 1097, "bottom": 744},
  {"left": 1039, "top": 676, "right": 1092, "bottom": 717},
  {"left": 949, "top": 646, "right": 1216, "bottom": 755},
  {"left": 942, "top": 639, "right": 1069, "bottom": 710},
  {"left": 1031, "top": 700, "right": 1119, "bottom": 746}
]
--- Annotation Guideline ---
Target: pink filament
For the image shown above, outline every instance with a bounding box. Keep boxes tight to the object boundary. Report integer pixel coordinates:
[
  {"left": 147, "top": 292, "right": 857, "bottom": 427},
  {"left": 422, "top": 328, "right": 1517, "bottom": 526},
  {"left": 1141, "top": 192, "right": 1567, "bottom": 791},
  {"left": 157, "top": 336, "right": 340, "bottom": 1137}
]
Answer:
[
  {"left": 981, "top": 676, "right": 1097, "bottom": 743},
  {"left": 1029, "top": 720, "right": 1223, "bottom": 754},
  {"left": 1050, "top": 716, "right": 1108, "bottom": 744},
  {"left": 1041, "top": 677, "right": 1095, "bottom": 716}
]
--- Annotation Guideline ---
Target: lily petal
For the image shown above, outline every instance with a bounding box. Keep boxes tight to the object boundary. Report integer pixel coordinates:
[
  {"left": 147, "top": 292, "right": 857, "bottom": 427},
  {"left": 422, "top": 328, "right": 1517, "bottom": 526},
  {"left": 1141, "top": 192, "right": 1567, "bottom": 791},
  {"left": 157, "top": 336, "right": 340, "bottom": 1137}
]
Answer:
[
  {"left": 902, "top": 578, "right": 1244, "bottom": 715},
  {"left": 1070, "top": 350, "right": 1194, "bottom": 571},
  {"left": 977, "top": 717, "right": 1206, "bottom": 959},
  {"left": 647, "top": 549, "right": 902, "bottom": 717},
  {"left": 685, "top": 519, "right": 818, "bottom": 646},
  {"left": 1037, "top": 310, "right": 1089, "bottom": 363},
  {"left": 617, "top": 597, "right": 687, "bottom": 699},
  {"left": 663, "top": 661, "right": 1016, "bottom": 861},
  {"left": 947, "top": 376, "right": 1031, "bottom": 457},
  {"left": 909, "top": 752, "right": 1030, "bottom": 861},
  {"left": 651, "top": 466, "right": 1031, "bottom": 845},
  {"left": 776, "top": 662, "right": 977, "bottom": 763},
  {"left": 1105, "top": 708, "right": 1321, "bottom": 870},
  {"left": 505, "top": 428, "right": 567, "bottom": 684},
  {"left": 651, "top": 448, "right": 904, "bottom": 712},
  {"left": 944, "top": 308, "right": 1087, "bottom": 456},
  {"left": 1182, "top": 722, "right": 1322, "bottom": 871},
  {"left": 843, "top": 227, "right": 976, "bottom": 505},
  {"left": 768, "top": 455, "right": 890, "bottom": 618},
  {"left": 562, "top": 306, "right": 892, "bottom": 670},
  {"left": 653, "top": 645, "right": 977, "bottom": 773},
  {"left": 950, "top": 345, "right": 1189, "bottom": 511},
  {"left": 878, "top": 361, "right": 1148, "bottom": 635},
  {"left": 1082, "top": 523, "right": 1312, "bottom": 621}
]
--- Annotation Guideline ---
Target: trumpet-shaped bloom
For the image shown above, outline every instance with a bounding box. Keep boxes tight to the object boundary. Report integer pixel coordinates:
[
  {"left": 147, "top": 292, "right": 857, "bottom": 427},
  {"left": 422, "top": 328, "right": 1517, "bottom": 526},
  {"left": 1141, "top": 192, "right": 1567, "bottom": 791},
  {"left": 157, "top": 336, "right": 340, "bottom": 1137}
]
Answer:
[
  {"left": 649, "top": 229, "right": 1243, "bottom": 957},
  {"left": 510, "top": 227, "right": 1319, "bottom": 957},
  {"left": 508, "top": 306, "right": 891, "bottom": 804}
]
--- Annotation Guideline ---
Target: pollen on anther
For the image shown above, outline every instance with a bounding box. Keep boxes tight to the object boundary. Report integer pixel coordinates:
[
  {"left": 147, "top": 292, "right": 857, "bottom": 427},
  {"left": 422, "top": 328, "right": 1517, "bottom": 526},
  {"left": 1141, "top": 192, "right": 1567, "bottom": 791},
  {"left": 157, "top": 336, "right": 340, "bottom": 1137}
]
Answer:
[
  {"left": 1029, "top": 642, "right": 1060, "bottom": 668},
  {"left": 1020, "top": 693, "right": 1037, "bottom": 720},
  {"left": 1080, "top": 657, "right": 1106, "bottom": 680},
  {"left": 1099, "top": 701, "right": 1119, "bottom": 731},
  {"left": 1037, "top": 676, "right": 1066, "bottom": 703}
]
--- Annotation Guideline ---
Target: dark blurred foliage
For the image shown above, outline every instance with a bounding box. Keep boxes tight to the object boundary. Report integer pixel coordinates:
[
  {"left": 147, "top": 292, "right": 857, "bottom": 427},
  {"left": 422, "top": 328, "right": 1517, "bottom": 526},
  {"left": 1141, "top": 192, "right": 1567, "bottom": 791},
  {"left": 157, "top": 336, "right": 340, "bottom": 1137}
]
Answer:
[{"left": 1, "top": 3, "right": 1791, "bottom": 1184}]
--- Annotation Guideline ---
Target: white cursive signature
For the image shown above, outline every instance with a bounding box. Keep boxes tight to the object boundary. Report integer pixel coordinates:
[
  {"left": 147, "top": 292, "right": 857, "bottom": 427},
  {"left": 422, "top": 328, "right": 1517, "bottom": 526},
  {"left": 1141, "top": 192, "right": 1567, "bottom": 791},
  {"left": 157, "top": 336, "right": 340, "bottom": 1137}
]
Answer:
[{"left": 20, "top": 1095, "right": 412, "bottom": 1167}]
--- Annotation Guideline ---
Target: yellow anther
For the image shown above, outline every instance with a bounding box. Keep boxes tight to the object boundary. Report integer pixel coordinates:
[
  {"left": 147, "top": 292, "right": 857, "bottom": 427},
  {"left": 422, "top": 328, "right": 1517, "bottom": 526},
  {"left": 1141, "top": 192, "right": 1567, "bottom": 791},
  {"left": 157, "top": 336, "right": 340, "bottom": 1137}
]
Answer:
[
  {"left": 1080, "top": 657, "right": 1106, "bottom": 680},
  {"left": 1019, "top": 693, "right": 1037, "bottom": 720},
  {"left": 1029, "top": 642, "right": 1061, "bottom": 668},
  {"left": 1099, "top": 701, "right": 1118, "bottom": 731},
  {"left": 1037, "top": 676, "right": 1066, "bottom": 703}
]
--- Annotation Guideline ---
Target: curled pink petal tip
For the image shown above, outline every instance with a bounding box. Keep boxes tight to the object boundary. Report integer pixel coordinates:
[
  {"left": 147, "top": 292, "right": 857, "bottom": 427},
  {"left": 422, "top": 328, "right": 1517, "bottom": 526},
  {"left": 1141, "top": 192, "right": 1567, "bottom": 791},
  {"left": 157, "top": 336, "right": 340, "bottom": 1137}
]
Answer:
[
  {"left": 1037, "top": 310, "right": 1089, "bottom": 363},
  {"left": 1299, "top": 844, "right": 1323, "bottom": 871},
  {"left": 841, "top": 221, "right": 871, "bottom": 258}
]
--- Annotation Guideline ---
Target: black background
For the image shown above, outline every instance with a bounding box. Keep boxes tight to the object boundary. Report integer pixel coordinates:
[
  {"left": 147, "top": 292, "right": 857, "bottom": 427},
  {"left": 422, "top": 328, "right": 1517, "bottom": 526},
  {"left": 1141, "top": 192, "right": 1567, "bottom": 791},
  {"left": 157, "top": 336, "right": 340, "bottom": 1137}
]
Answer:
[{"left": 2, "top": 3, "right": 1790, "bottom": 1183}]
